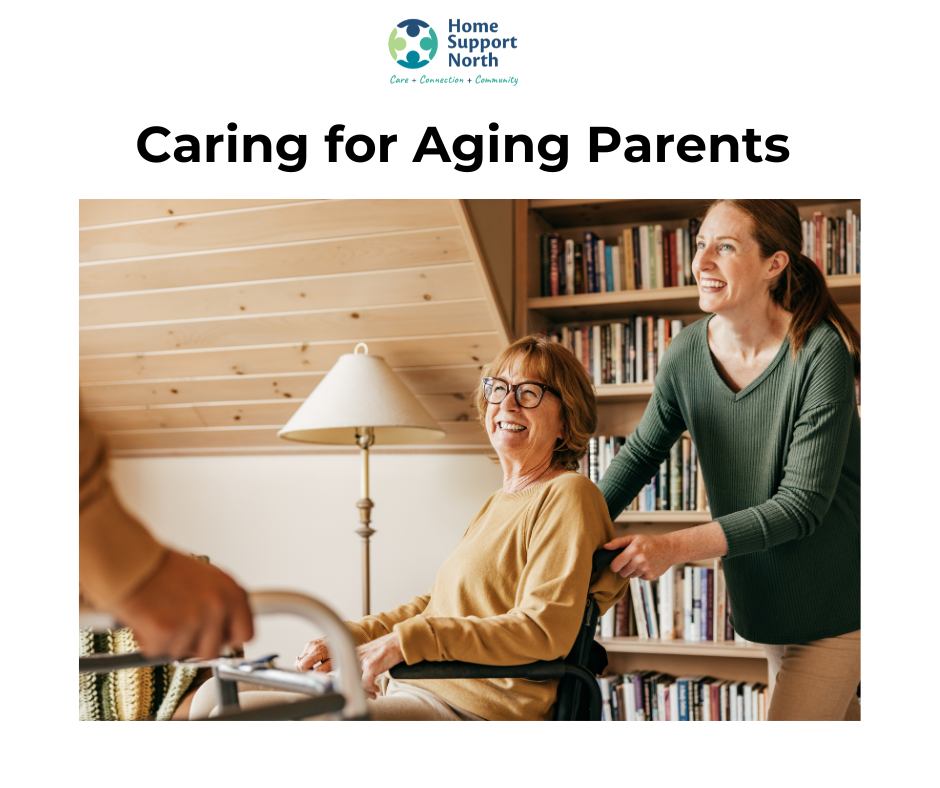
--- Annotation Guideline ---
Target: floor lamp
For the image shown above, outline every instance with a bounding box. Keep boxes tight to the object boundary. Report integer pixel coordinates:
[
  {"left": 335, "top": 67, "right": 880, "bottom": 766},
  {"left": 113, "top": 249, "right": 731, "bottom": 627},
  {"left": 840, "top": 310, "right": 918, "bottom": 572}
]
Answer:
[{"left": 278, "top": 343, "right": 445, "bottom": 616}]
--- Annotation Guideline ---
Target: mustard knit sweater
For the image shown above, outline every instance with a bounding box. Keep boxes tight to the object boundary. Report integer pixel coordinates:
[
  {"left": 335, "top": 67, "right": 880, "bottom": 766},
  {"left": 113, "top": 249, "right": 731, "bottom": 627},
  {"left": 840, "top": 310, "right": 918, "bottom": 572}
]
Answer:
[{"left": 345, "top": 472, "right": 627, "bottom": 721}]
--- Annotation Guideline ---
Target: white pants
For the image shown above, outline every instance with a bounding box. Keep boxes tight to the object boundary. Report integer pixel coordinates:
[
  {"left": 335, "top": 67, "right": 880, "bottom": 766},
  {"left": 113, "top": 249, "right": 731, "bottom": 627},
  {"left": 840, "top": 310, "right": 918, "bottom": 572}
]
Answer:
[{"left": 190, "top": 673, "right": 484, "bottom": 721}]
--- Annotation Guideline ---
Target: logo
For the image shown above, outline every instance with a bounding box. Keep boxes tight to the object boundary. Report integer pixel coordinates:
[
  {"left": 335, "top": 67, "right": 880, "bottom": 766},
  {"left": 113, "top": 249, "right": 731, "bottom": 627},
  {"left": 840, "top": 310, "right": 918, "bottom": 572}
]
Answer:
[{"left": 389, "top": 19, "right": 438, "bottom": 69}]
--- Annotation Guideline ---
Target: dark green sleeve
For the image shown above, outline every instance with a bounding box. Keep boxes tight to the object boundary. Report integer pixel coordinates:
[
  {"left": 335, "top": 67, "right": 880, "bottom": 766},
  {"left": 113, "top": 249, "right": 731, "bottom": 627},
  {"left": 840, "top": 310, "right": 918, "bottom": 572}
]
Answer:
[
  {"left": 717, "top": 342, "right": 856, "bottom": 557},
  {"left": 599, "top": 354, "right": 687, "bottom": 520}
]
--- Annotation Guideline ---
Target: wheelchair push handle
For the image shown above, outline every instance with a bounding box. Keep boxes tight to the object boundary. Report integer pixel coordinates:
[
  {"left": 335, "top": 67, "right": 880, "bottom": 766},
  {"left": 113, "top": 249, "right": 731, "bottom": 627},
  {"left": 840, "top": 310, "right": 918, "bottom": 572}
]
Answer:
[{"left": 592, "top": 548, "right": 620, "bottom": 574}]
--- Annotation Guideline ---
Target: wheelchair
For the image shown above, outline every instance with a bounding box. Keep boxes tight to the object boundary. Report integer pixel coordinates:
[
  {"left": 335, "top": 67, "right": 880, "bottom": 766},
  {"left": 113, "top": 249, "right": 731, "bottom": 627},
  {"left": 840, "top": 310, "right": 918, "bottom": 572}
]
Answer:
[{"left": 79, "top": 549, "right": 619, "bottom": 721}]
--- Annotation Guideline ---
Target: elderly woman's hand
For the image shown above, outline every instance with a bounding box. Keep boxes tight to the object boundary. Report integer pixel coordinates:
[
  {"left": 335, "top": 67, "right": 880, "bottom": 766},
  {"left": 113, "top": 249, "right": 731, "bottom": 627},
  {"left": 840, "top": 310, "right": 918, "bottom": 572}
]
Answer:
[
  {"left": 356, "top": 633, "right": 404, "bottom": 700},
  {"left": 604, "top": 533, "right": 678, "bottom": 581},
  {"left": 296, "top": 637, "right": 333, "bottom": 672}
]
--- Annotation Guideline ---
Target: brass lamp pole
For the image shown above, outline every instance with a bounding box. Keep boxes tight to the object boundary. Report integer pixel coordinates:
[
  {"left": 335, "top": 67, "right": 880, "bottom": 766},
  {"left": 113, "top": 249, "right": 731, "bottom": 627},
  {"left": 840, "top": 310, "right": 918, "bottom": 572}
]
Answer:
[{"left": 278, "top": 344, "right": 444, "bottom": 616}]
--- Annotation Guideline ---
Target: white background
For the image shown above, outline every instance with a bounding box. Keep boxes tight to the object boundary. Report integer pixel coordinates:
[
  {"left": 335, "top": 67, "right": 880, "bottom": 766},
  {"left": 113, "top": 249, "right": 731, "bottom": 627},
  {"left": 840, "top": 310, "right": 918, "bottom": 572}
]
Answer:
[{"left": 5, "top": 0, "right": 935, "bottom": 783}]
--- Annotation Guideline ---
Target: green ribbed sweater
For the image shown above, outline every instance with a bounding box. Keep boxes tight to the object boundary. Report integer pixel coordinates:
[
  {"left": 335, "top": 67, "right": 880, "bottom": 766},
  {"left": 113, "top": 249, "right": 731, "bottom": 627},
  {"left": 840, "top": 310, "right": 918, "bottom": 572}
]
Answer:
[{"left": 599, "top": 316, "right": 860, "bottom": 644}]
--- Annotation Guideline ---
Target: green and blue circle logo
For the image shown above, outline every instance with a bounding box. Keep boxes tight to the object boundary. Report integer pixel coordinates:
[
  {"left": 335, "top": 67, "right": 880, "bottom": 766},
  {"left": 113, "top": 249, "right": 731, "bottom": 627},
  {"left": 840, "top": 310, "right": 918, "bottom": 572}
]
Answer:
[{"left": 389, "top": 19, "right": 438, "bottom": 69}]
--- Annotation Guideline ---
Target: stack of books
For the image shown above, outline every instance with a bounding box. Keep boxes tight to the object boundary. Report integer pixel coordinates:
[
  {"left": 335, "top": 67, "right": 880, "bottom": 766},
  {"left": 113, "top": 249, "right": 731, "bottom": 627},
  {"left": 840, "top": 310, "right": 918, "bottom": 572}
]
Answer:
[
  {"left": 540, "top": 220, "right": 701, "bottom": 297},
  {"left": 583, "top": 435, "right": 708, "bottom": 513},
  {"left": 546, "top": 316, "right": 686, "bottom": 386},
  {"left": 802, "top": 209, "right": 860, "bottom": 275},
  {"left": 598, "top": 672, "right": 769, "bottom": 721}
]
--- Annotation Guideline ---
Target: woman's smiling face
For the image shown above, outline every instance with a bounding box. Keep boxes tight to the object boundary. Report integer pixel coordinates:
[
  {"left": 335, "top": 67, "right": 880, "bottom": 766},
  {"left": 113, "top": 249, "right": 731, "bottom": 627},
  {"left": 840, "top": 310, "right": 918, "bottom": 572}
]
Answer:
[
  {"left": 484, "top": 356, "right": 564, "bottom": 469},
  {"left": 692, "top": 202, "right": 780, "bottom": 316}
]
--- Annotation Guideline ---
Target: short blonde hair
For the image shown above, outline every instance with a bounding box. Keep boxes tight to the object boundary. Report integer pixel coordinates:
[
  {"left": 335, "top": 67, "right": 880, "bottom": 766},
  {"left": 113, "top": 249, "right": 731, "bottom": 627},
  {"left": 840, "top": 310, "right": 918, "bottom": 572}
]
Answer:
[{"left": 475, "top": 335, "right": 597, "bottom": 472}]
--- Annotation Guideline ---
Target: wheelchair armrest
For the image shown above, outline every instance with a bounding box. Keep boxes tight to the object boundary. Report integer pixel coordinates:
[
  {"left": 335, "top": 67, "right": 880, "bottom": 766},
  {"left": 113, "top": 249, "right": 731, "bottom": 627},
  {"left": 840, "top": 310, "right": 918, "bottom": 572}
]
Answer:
[
  {"left": 390, "top": 659, "right": 567, "bottom": 681},
  {"left": 389, "top": 659, "right": 602, "bottom": 721}
]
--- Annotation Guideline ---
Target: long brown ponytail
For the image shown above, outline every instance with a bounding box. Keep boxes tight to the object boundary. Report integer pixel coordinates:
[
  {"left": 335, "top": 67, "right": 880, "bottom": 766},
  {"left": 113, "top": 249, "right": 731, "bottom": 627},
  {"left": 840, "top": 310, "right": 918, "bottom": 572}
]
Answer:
[{"left": 705, "top": 199, "right": 860, "bottom": 378}]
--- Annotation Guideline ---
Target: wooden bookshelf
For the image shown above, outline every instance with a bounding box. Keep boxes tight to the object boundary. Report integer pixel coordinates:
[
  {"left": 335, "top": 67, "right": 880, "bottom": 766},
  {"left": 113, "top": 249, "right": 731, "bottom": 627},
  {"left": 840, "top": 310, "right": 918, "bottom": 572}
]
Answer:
[
  {"left": 514, "top": 198, "right": 862, "bottom": 711},
  {"left": 599, "top": 637, "right": 765, "bottom": 659}
]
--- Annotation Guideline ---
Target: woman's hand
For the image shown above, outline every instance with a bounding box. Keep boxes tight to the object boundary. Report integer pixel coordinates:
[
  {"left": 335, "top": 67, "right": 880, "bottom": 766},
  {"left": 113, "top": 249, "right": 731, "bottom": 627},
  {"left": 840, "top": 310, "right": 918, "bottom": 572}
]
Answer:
[
  {"left": 296, "top": 632, "right": 405, "bottom": 699},
  {"left": 604, "top": 533, "right": 679, "bottom": 581},
  {"left": 296, "top": 637, "right": 333, "bottom": 673},
  {"left": 356, "top": 633, "right": 404, "bottom": 700}
]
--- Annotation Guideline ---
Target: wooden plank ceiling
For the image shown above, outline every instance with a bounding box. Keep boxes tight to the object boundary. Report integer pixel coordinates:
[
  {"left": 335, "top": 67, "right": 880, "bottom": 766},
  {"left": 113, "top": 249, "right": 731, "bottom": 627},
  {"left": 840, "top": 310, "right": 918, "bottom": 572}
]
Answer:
[{"left": 80, "top": 199, "right": 510, "bottom": 456}]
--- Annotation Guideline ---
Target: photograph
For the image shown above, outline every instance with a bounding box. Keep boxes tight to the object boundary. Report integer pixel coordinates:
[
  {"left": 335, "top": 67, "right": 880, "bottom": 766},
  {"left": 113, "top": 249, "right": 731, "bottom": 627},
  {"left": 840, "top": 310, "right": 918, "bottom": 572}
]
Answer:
[{"left": 79, "top": 197, "right": 861, "bottom": 723}]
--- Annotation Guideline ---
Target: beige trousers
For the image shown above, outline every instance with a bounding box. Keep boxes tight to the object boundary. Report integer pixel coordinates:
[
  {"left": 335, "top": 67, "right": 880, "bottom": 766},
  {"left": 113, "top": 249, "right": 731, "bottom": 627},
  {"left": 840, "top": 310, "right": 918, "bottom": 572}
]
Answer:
[
  {"left": 189, "top": 673, "right": 484, "bottom": 721},
  {"left": 762, "top": 629, "right": 861, "bottom": 721}
]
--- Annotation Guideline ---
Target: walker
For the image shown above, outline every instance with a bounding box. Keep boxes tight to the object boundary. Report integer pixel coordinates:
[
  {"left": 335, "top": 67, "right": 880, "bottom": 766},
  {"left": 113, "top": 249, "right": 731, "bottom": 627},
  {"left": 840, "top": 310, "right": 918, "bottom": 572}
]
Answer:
[{"left": 79, "top": 591, "right": 370, "bottom": 721}]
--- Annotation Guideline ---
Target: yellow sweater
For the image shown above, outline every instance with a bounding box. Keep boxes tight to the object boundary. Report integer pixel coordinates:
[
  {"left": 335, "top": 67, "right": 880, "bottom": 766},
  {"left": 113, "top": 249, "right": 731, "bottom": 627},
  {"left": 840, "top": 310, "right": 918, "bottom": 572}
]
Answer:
[{"left": 346, "top": 472, "right": 627, "bottom": 721}]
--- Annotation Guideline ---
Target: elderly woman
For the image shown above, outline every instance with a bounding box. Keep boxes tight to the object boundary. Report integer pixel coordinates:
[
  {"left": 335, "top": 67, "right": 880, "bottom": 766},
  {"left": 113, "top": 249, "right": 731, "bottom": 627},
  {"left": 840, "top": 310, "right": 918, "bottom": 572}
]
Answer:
[{"left": 191, "top": 335, "right": 626, "bottom": 721}]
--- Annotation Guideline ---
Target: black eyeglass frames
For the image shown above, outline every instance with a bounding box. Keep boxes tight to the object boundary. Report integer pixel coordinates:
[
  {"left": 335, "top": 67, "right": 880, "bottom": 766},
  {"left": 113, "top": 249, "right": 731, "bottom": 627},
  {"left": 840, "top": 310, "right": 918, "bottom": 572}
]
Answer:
[{"left": 482, "top": 377, "right": 561, "bottom": 409}]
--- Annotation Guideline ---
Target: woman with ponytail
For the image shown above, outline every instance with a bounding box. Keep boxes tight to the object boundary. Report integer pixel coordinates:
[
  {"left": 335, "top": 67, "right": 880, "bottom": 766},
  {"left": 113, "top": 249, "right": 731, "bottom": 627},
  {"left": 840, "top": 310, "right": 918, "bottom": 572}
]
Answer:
[{"left": 600, "top": 200, "right": 860, "bottom": 720}]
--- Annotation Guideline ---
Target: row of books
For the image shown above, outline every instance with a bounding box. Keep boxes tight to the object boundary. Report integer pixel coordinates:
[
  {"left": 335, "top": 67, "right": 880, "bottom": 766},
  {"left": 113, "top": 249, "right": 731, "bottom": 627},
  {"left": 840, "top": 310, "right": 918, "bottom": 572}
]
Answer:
[
  {"left": 545, "top": 316, "right": 686, "bottom": 386},
  {"left": 598, "top": 672, "right": 769, "bottom": 721},
  {"left": 540, "top": 220, "right": 701, "bottom": 297},
  {"left": 582, "top": 434, "right": 708, "bottom": 513},
  {"left": 802, "top": 210, "right": 860, "bottom": 275},
  {"left": 600, "top": 561, "right": 741, "bottom": 642}
]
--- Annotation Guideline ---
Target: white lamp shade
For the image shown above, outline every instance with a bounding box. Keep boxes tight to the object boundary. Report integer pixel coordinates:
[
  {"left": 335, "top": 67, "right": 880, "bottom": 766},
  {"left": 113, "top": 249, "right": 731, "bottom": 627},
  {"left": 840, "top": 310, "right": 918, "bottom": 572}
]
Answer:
[{"left": 278, "top": 352, "right": 446, "bottom": 445}]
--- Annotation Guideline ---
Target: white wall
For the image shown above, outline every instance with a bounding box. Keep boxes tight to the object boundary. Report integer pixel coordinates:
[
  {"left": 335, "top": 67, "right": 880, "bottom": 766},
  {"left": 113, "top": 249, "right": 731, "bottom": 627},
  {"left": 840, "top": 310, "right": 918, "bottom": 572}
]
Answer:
[{"left": 110, "top": 452, "right": 504, "bottom": 662}]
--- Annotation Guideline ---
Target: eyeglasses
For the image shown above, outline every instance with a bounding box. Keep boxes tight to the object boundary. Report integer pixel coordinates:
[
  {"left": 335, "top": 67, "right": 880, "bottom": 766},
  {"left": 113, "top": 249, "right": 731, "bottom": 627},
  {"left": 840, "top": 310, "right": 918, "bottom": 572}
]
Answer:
[{"left": 482, "top": 377, "right": 561, "bottom": 409}]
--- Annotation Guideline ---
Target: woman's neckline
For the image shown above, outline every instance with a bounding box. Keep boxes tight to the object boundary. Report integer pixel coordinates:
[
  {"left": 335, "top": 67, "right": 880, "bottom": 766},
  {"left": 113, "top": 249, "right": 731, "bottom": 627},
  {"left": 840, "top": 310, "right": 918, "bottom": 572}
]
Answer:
[{"left": 702, "top": 314, "right": 791, "bottom": 401}]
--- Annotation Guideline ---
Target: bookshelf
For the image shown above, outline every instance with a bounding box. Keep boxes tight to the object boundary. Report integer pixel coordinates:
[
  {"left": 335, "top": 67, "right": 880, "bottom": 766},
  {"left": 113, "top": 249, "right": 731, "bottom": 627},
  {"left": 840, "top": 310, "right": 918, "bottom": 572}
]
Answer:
[{"left": 515, "top": 198, "right": 862, "bottom": 714}]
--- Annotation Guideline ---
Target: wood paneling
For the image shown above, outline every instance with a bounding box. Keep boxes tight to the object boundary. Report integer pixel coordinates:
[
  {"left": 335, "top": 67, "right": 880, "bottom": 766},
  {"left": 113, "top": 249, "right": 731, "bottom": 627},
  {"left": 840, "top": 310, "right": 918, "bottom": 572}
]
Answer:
[
  {"left": 84, "top": 392, "right": 481, "bottom": 433},
  {"left": 79, "top": 299, "right": 492, "bottom": 355},
  {"left": 79, "top": 199, "right": 312, "bottom": 228},
  {"left": 80, "top": 365, "right": 484, "bottom": 408},
  {"left": 79, "top": 227, "right": 469, "bottom": 296},
  {"left": 79, "top": 263, "right": 481, "bottom": 326},
  {"left": 104, "top": 420, "right": 489, "bottom": 453},
  {"left": 80, "top": 200, "right": 459, "bottom": 262},
  {"left": 79, "top": 333, "right": 501, "bottom": 382},
  {"left": 79, "top": 199, "right": 509, "bottom": 455}
]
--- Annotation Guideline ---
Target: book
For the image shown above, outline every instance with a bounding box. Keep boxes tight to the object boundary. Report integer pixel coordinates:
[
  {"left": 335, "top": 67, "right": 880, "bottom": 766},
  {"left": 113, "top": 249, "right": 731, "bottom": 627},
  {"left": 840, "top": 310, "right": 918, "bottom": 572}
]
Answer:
[
  {"left": 714, "top": 559, "right": 726, "bottom": 642},
  {"left": 596, "top": 238, "right": 606, "bottom": 293},
  {"left": 564, "top": 238, "right": 575, "bottom": 296},
  {"left": 584, "top": 231, "right": 597, "bottom": 293},
  {"left": 621, "top": 228, "right": 636, "bottom": 290},
  {"left": 659, "top": 565, "right": 675, "bottom": 640},
  {"left": 691, "top": 567, "right": 702, "bottom": 641}
]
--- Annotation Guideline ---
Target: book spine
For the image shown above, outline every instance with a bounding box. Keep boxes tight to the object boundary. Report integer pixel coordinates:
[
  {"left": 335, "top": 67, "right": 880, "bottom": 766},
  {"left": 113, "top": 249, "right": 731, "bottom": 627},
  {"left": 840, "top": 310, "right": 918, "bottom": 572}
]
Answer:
[
  {"left": 689, "top": 440, "right": 698, "bottom": 511},
  {"left": 596, "top": 239, "right": 606, "bottom": 293},
  {"left": 699, "top": 567, "right": 709, "bottom": 640},
  {"left": 681, "top": 436, "right": 691, "bottom": 511},
  {"left": 574, "top": 243, "right": 584, "bottom": 294},
  {"left": 612, "top": 243, "right": 622, "bottom": 292},
  {"left": 584, "top": 232, "right": 596, "bottom": 294},
  {"left": 540, "top": 234, "right": 550, "bottom": 296},
  {"left": 684, "top": 565, "right": 693, "bottom": 639},
  {"left": 696, "top": 460, "right": 707, "bottom": 512},
  {"left": 646, "top": 315, "right": 655, "bottom": 382},
  {"left": 592, "top": 324, "right": 602, "bottom": 386},
  {"left": 632, "top": 227, "right": 642, "bottom": 289},
  {"left": 813, "top": 212, "right": 823, "bottom": 270},
  {"left": 715, "top": 560, "right": 726, "bottom": 642},
  {"left": 549, "top": 234, "right": 560, "bottom": 297},
  {"left": 653, "top": 225, "right": 663, "bottom": 288},
  {"left": 682, "top": 227, "right": 692, "bottom": 285},
  {"left": 677, "top": 680, "right": 689, "bottom": 721},
  {"left": 691, "top": 567, "right": 701, "bottom": 641},
  {"left": 638, "top": 226, "right": 649, "bottom": 289},
  {"left": 659, "top": 566, "right": 675, "bottom": 639},
  {"left": 622, "top": 229, "right": 636, "bottom": 290},
  {"left": 564, "top": 238, "right": 575, "bottom": 296},
  {"left": 670, "top": 230, "right": 679, "bottom": 287},
  {"left": 706, "top": 566, "right": 714, "bottom": 641},
  {"left": 674, "top": 564, "right": 684, "bottom": 637},
  {"left": 606, "top": 244, "right": 615, "bottom": 292},
  {"left": 630, "top": 578, "right": 649, "bottom": 638},
  {"left": 669, "top": 439, "right": 682, "bottom": 511},
  {"left": 644, "top": 579, "right": 660, "bottom": 639},
  {"left": 642, "top": 674, "right": 653, "bottom": 721}
]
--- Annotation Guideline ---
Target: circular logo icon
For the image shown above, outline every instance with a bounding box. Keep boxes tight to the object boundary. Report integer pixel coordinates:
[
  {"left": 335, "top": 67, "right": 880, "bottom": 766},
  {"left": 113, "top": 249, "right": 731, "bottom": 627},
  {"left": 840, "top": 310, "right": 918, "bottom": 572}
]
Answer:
[{"left": 389, "top": 19, "right": 438, "bottom": 69}]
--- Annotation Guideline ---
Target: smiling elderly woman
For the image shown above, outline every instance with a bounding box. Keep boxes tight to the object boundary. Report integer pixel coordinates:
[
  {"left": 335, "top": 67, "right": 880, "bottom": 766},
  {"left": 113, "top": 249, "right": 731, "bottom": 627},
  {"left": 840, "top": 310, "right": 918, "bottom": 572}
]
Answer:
[{"left": 190, "top": 335, "right": 626, "bottom": 721}]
